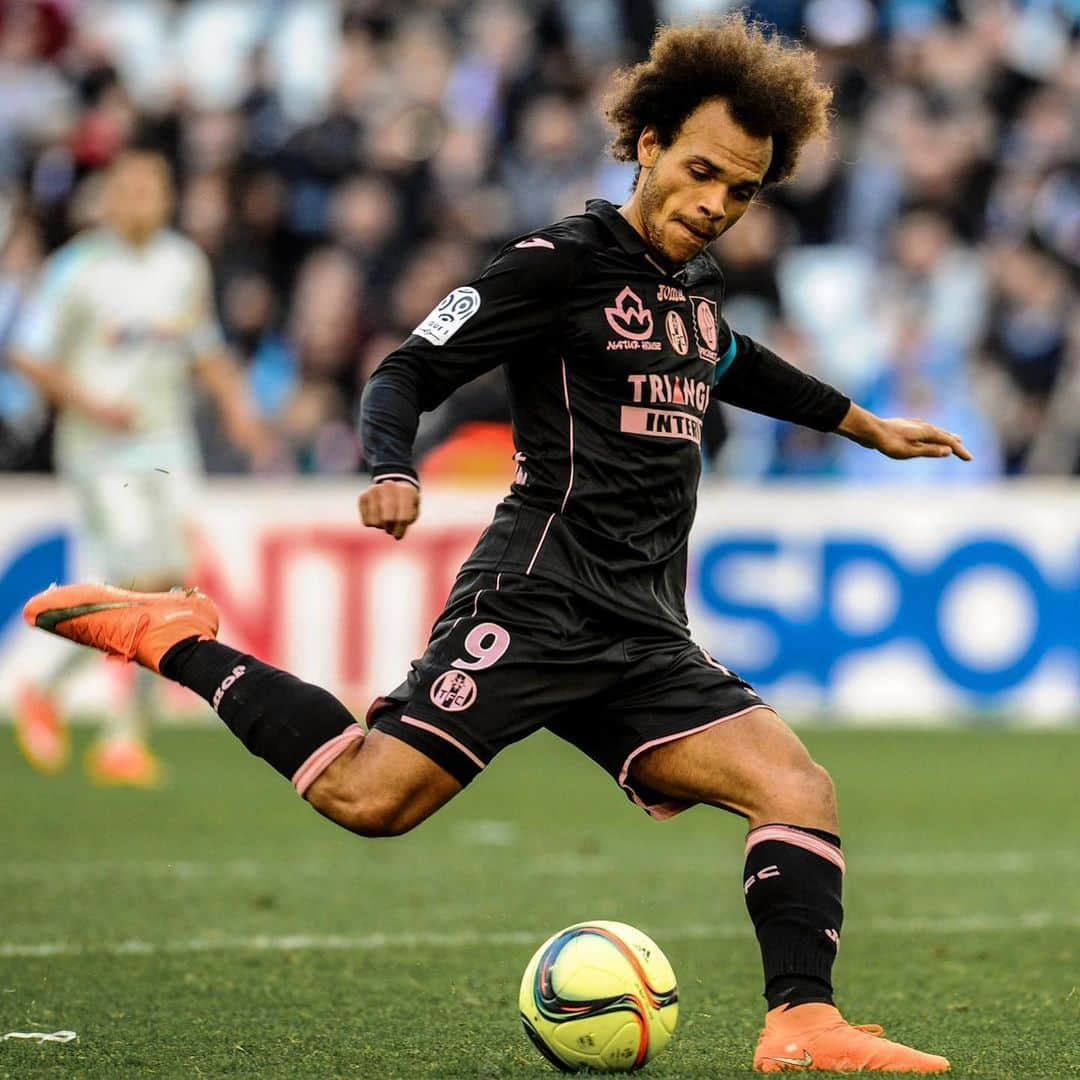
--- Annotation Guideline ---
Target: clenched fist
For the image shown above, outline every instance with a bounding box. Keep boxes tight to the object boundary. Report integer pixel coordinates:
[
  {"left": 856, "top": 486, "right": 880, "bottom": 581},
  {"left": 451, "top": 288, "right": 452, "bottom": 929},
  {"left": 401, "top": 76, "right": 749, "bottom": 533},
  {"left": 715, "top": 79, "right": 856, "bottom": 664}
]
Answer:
[{"left": 358, "top": 479, "right": 420, "bottom": 541}]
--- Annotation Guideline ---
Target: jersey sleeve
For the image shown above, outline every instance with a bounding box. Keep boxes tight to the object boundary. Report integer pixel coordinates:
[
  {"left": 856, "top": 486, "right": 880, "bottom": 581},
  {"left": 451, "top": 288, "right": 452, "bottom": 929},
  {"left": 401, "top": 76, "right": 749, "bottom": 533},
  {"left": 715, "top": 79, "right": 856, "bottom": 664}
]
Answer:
[
  {"left": 711, "top": 321, "right": 850, "bottom": 433},
  {"left": 12, "top": 245, "right": 86, "bottom": 363},
  {"left": 361, "top": 235, "right": 579, "bottom": 484}
]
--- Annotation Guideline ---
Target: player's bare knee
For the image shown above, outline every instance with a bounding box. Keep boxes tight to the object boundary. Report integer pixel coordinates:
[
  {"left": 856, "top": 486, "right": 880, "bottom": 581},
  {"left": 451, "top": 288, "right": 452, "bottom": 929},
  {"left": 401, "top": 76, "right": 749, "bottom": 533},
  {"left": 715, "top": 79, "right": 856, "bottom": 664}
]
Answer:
[
  {"left": 806, "top": 760, "right": 837, "bottom": 816},
  {"left": 766, "top": 720, "right": 836, "bottom": 820},
  {"left": 336, "top": 792, "right": 420, "bottom": 838},
  {"left": 775, "top": 755, "right": 834, "bottom": 809},
  {"left": 739, "top": 755, "right": 836, "bottom": 827},
  {"left": 304, "top": 772, "right": 405, "bottom": 837},
  {"left": 765, "top": 759, "right": 836, "bottom": 829}
]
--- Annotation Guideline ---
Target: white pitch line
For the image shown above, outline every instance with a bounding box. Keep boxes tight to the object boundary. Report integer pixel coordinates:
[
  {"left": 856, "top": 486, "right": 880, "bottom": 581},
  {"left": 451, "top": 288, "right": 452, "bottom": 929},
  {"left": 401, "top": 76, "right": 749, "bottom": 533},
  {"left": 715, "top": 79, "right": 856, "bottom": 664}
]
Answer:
[
  {"left": 2, "top": 911, "right": 1077, "bottom": 960},
  {"left": 526, "top": 850, "right": 1080, "bottom": 877},
  {"left": 1, "top": 850, "right": 1078, "bottom": 882}
]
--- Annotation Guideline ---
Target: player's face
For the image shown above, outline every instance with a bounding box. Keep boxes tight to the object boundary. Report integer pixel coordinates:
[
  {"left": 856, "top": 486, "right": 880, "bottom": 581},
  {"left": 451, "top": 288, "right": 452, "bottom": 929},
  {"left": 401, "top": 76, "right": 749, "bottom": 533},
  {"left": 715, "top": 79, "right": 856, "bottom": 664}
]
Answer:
[
  {"left": 632, "top": 99, "right": 771, "bottom": 265},
  {"left": 104, "top": 156, "right": 173, "bottom": 244}
]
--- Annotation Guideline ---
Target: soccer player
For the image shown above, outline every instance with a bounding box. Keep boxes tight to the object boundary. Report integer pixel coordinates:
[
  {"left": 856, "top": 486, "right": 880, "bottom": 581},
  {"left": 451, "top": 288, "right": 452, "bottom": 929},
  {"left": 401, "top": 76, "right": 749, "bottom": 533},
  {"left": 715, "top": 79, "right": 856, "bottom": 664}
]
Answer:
[
  {"left": 24, "top": 20, "right": 964, "bottom": 1071},
  {"left": 13, "top": 148, "right": 268, "bottom": 785}
]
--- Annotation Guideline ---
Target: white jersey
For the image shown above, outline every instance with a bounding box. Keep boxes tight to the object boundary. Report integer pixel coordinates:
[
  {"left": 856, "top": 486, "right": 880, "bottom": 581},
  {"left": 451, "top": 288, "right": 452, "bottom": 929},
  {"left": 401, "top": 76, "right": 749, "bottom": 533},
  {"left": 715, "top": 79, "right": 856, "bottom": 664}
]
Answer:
[{"left": 14, "top": 227, "right": 223, "bottom": 472}]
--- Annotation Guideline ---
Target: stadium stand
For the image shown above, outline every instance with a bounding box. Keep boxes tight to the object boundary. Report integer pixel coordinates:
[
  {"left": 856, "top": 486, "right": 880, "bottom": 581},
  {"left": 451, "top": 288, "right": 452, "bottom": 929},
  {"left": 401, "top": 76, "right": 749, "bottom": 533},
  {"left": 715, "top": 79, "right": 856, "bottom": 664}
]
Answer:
[{"left": 0, "top": 0, "right": 1076, "bottom": 478}]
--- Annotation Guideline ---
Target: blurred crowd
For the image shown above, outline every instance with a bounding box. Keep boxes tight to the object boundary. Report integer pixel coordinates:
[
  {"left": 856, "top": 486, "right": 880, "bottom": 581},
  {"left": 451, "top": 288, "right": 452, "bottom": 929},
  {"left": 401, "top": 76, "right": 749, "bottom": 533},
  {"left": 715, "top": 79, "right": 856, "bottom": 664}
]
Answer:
[{"left": 0, "top": 0, "right": 1077, "bottom": 480}]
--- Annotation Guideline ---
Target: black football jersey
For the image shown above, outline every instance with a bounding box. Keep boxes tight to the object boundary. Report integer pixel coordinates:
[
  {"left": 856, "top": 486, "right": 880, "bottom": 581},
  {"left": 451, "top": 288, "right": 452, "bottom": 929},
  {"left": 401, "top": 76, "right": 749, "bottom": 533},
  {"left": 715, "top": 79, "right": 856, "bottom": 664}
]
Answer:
[{"left": 362, "top": 199, "right": 849, "bottom": 631}]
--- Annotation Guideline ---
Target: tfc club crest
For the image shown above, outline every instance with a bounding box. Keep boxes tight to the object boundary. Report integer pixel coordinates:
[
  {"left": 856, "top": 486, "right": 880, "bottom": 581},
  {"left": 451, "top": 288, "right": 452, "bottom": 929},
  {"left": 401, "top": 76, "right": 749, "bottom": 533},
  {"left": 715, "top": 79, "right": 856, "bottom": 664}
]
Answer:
[
  {"left": 695, "top": 298, "right": 718, "bottom": 351},
  {"left": 605, "top": 286, "right": 654, "bottom": 340},
  {"left": 665, "top": 310, "right": 689, "bottom": 355},
  {"left": 690, "top": 295, "right": 719, "bottom": 360},
  {"left": 430, "top": 670, "right": 478, "bottom": 712}
]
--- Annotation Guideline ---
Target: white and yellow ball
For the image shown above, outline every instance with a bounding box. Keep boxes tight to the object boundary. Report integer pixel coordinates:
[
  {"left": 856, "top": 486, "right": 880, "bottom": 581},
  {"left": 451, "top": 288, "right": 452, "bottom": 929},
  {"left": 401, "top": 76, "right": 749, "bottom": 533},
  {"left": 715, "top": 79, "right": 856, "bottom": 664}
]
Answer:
[{"left": 519, "top": 921, "right": 678, "bottom": 1072}]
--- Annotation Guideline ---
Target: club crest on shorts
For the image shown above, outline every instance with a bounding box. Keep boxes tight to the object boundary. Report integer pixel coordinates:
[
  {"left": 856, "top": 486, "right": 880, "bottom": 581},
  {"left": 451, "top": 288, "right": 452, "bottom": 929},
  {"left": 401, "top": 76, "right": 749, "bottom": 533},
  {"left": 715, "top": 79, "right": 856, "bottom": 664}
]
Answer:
[
  {"left": 413, "top": 286, "right": 481, "bottom": 346},
  {"left": 430, "top": 670, "right": 478, "bottom": 712}
]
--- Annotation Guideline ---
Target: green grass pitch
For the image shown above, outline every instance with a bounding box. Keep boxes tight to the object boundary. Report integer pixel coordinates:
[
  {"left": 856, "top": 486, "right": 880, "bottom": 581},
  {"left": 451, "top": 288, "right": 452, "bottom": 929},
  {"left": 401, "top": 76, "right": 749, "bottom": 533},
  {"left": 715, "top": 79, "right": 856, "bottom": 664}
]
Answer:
[{"left": 1, "top": 725, "right": 1077, "bottom": 1079}]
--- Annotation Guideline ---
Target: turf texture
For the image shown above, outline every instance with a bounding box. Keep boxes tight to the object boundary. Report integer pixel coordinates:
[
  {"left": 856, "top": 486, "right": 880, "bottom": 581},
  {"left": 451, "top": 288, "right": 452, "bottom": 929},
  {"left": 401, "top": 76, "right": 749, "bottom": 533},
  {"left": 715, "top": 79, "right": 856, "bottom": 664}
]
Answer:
[{"left": 1, "top": 726, "right": 1077, "bottom": 1079}]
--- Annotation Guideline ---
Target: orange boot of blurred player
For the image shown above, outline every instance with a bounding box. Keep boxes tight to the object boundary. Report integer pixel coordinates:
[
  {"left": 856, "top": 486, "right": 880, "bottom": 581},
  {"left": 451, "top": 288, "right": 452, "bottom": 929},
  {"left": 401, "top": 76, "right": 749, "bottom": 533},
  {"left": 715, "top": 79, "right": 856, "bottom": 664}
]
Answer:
[
  {"left": 84, "top": 735, "right": 163, "bottom": 788},
  {"left": 14, "top": 682, "right": 70, "bottom": 774}
]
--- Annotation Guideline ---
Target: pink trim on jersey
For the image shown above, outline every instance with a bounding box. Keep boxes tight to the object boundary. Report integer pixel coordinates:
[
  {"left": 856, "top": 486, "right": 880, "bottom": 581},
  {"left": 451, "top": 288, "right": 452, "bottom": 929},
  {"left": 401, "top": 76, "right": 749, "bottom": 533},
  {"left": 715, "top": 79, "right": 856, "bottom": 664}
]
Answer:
[
  {"left": 525, "top": 513, "right": 555, "bottom": 575},
  {"left": 373, "top": 473, "right": 420, "bottom": 489},
  {"left": 291, "top": 724, "right": 365, "bottom": 797},
  {"left": 617, "top": 705, "right": 775, "bottom": 820},
  {"left": 746, "top": 825, "right": 846, "bottom": 874},
  {"left": 455, "top": 574, "right": 502, "bottom": 629},
  {"left": 644, "top": 254, "right": 670, "bottom": 276},
  {"left": 401, "top": 715, "right": 486, "bottom": 771},
  {"left": 526, "top": 359, "right": 574, "bottom": 575},
  {"left": 560, "top": 359, "right": 575, "bottom": 512},
  {"left": 699, "top": 647, "right": 730, "bottom": 673}
]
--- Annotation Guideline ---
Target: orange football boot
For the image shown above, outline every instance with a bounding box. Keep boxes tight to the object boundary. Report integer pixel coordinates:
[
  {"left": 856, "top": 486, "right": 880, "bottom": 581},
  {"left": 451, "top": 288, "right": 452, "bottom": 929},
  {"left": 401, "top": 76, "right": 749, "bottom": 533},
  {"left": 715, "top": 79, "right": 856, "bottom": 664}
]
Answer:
[
  {"left": 23, "top": 583, "right": 218, "bottom": 674},
  {"left": 85, "top": 737, "right": 163, "bottom": 788},
  {"left": 754, "top": 1003, "right": 950, "bottom": 1073},
  {"left": 14, "top": 683, "right": 69, "bottom": 773}
]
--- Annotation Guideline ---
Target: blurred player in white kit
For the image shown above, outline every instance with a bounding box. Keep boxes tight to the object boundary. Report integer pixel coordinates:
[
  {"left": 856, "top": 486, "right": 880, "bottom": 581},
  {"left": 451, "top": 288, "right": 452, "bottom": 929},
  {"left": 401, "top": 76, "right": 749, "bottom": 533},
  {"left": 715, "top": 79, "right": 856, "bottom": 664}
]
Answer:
[{"left": 11, "top": 148, "right": 269, "bottom": 785}]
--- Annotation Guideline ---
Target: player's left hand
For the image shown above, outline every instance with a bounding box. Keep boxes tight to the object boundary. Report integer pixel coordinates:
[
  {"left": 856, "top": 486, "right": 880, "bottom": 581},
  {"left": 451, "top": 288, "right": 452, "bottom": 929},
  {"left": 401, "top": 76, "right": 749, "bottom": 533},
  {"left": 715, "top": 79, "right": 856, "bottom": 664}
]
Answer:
[
  {"left": 837, "top": 404, "right": 972, "bottom": 461},
  {"left": 870, "top": 417, "right": 973, "bottom": 461}
]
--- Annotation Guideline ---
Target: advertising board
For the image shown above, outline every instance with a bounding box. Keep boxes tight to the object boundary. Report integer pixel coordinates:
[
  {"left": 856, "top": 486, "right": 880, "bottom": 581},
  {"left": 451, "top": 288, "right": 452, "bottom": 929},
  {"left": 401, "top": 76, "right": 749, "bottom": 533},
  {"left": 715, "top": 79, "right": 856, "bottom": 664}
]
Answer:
[{"left": 1, "top": 480, "right": 1075, "bottom": 723}]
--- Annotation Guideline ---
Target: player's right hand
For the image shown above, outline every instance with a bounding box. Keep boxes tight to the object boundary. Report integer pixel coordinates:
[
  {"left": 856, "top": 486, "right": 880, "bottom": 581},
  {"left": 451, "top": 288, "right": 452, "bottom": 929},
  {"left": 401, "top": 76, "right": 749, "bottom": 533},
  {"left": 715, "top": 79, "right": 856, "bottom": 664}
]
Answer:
[{"left": 358, "top": 480, "right": 420, "bottom": 541}]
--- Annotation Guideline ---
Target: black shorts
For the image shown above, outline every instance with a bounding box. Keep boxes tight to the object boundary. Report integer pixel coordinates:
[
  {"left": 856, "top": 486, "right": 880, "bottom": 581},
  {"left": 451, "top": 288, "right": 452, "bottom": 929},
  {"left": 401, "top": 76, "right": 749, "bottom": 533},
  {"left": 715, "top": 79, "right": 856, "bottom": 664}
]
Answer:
[{"left": 369, "top": 570, "right": 770, "bottom": 818}]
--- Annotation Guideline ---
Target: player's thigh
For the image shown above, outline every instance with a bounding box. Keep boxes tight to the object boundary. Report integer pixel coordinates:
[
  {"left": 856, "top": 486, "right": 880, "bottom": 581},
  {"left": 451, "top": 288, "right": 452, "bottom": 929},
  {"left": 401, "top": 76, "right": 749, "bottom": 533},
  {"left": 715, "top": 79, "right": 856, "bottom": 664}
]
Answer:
[
  {"left": 550, "top": 638, "right": 761, "bottom": 818},
  {"left": 629, "top": 705, "right": 837, "bottom": 828},
  {"left": 561, "top": 638, "right": 835, "bottom": 827},
  {"left": 306, "top": 728, "right": 463, "bottom": 836}
]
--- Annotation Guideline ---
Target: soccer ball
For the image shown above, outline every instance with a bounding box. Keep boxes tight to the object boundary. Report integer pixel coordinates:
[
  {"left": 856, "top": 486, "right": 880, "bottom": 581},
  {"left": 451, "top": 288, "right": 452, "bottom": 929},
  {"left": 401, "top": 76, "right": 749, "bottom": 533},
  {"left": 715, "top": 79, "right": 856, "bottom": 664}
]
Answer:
[{"left": 519, "top": 920, "right": 678, "bottom": 1072}]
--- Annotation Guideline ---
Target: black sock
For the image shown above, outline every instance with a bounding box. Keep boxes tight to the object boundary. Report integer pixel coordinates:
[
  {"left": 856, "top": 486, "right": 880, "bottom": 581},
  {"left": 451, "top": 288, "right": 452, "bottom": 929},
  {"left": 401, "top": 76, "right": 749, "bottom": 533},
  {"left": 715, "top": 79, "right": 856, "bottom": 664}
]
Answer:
[
  {"left": 743, "top": 823, "right": 845, "bottom": 1011},
  {"left": 160, "top": 637, "right": 359, "bottom": 788}
]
